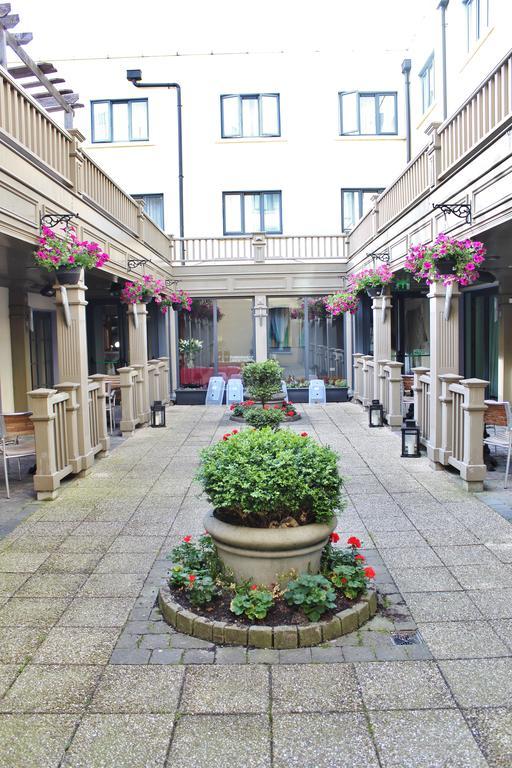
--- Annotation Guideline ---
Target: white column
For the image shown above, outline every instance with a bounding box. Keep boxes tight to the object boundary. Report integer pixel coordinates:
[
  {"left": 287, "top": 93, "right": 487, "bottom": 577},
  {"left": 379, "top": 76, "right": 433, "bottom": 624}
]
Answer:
[
  {"left": 254, "top": 295, "right": 268, "bottom": 362},
  {"left": 372, "top": 293, "right": 392, "bottom": 397},
  {"left": 128, "top": 302, "right": 150, "bottom": 423},
  {"left": 344, "top": 314, "right": 354, "bottom": 389},
  {"left": 427, "top": 281, "right": 460, "bottom": 467}
]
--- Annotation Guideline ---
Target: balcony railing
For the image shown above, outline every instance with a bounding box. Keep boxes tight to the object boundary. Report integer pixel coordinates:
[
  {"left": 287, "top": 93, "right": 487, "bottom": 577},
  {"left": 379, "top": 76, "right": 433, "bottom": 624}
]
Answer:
[
  {"left": 81, "top": 154, "right": 140, "bottom": 235},
  {"left": 172, "top": 234, "right": 346, "bottom": 264}
]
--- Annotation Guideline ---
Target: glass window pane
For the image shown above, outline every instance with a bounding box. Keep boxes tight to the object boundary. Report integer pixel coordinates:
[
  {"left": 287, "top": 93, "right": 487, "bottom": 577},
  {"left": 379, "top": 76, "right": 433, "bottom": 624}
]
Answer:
[
  {"left": 359, "top": 95, "right": 376, "bottom": 134},
  {"left": 342, "top": 191, "right": 356, "bottom": 231},
  {"left": 262, "top": 193, "right": 281, "bottom": 233},
  {"left": 112, "top": 102, "right": 130, "bottom": 142},
  {"left": 222, "top": 96, "right": 240, "bottom": 137},
  {"left": 130, "top": 101, "right": 148, "bottom": 140},
  {"left": 340, "top": 92, "right": 358, "bottom": 134},
  {"left": 307, "top": 296, "right": 344, "bottom": 381},
  {"left": 92, "top": 102, "right": 110, "bottom": 141},
  {"left": 178, "top": 299, "right": 215, "bottom": 388},
  {"left": 244, "top": 193, "right": 262, "bottom": 232},
  {"left": 135, "top": 195, "right": 164, "bottom": 228},
  {"left": 224, "top": 194, "right": 242, "bottom": 233},
  {"left": 241, "top": 97, "right": 259, "bottom": 137},
  {"left": 217, "top": 298, "right": 255, "bottom": 368},
  {"left": 268, "top": 297, "right": 304, "bottom": 379},
  {"left": 261, "top": 95, "right": 279, "bottom": 135},
  {"left": 377, "top": 94, "right": 396, "bottom": 133}
]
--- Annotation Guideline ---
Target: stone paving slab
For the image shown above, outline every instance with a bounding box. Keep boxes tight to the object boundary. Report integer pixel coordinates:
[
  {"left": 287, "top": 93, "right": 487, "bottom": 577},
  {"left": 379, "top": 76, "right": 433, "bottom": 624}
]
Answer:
[{"left": 0, "top": 403, "right": 512, "bottom": 765}]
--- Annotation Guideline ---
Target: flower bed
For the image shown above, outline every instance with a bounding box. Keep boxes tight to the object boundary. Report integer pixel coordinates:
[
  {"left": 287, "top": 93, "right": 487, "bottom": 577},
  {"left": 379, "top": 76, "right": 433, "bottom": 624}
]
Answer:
[
  {"left": 229, "top": 400, "right": 301, "bottom": 423},
  {"left": 159, "top": 532, "right": 377, "bottom": 647}
]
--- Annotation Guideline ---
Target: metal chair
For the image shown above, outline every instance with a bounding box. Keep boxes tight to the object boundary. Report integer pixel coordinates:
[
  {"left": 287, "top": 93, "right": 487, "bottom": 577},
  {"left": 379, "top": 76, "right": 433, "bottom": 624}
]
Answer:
[
  {"left": 106, "top": 382, "right": 118, "bottom": 434},
  {"left": 226, "top": 378, "right": 244, "bottom": 406},
  {"left": 0, "top": 412, "right": 36, "bottom": 498},
  {"left": 484, "top": 401, "right": 512, "bottom": 488}
]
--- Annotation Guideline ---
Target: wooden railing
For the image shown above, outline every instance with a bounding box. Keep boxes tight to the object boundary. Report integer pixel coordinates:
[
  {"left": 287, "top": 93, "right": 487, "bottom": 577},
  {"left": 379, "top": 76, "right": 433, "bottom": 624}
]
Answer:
[
  {"left": 380, "top": 361, "right": 403, "bottom": 427},
  {"left": 87, "top": 375, "right": 109, "bottom": 456},
  {"left": 362, "top": 356, "right": 375, "bottom": 406},
  {"left": 412, "top": 367, "right": 431, "bottom": 444},
  {"left": 143, "top": 217, "right": 172, "bottom": 260},
  {"left": 172, "top": 234, "right": 346, "bottom": 264},
  {"left": 439, "top": 375, "right": 488, "bottom": 483},
  {"left": 81, "top": 154, "right": 139, "bottom": 234},
  {"left": 439, "top": 48, "right": 512, "bottom": 175},
  {"left": 0, "top": 68, "right": 72, "bottom": 182},
  {"left": 377, "top": 146, "right": 430, "bottom": 230},
  {"left": 352, "top": 354, "right": 365, "bottom": 403},
  {"left": 346, "top": 212, "right": 375, "bottom": 258}
]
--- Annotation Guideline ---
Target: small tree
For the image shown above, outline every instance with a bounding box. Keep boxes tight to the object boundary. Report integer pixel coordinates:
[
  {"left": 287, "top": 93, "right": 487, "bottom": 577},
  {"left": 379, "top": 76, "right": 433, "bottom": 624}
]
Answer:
[{"left": 242, "top": 360, "right": 283, "bottom": 406}]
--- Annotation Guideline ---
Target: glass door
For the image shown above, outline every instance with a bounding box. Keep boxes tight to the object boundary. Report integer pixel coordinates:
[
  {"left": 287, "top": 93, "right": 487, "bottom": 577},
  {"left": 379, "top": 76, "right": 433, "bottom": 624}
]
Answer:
[{"left": 30, "top": 311, "right": 54, "bottom": 388}]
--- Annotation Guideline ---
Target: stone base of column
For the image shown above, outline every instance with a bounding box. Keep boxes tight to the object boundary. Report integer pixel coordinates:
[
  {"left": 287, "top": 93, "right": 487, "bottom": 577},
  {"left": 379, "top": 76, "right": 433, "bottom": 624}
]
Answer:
[
  {"left": 387, "top": 415, "right": 403, "bottom": 427},
  {"left": 77, "top": 467, "right": 93, "bottom": 479},
  {"left": 37, "top": 489, "right": 60, "bottom": 501},
  {"left": 462, "top": 480, "right": 484, "bottom": 493},
  {"left": 428, "top": 458, "right": 445, "bottom": 471}
]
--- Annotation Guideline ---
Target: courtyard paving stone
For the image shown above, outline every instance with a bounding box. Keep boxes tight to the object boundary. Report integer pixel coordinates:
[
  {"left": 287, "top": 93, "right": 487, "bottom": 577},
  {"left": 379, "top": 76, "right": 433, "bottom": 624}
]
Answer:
[{"left": 1, "top": 403, "right": 512, "bottom": 764}]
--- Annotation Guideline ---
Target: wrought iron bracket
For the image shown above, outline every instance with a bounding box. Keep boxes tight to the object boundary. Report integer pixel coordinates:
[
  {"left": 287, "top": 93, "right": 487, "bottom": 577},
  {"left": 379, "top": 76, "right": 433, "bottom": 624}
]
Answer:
[
  {"left": 432, "top": 202, "right": 471, "bottom": 224},
  {"left": 368, "top": 251, "right": 390, "bottom": 265},
  {"left": 40, "top": 213, "right": 78, "bottom": 230},
  {"left": 127, "top": 258, "right": 148, "bottom": 271}
]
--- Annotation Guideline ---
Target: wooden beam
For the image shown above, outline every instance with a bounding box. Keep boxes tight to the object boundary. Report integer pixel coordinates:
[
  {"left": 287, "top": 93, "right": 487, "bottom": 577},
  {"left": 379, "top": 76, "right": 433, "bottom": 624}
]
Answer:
[
  {"left": 33, "top": 93, "right": 80, "bottom": 107},
  {"left": 13, "top": 32, "right": 32, "bottom": 45},
  {"left": 46, "top": 103, "right": 84, "bottom": 113},
  {"left": 0, "top": 13, "right": 19, "bottom": 29},
  {"left": 22, "top": 77, "right": 65, "bottom": 89},
  {"left": 31, "top": 88, "right": 73, "bottom": 99},
  {"left": 0, "top": 4, "right": 12, "bottom": 17},
  {"left": 5, "top": 34, "right": 73, "bottom": 114},
  {"left": 8, "top": 62, "right": 57, "bottom": 77}
]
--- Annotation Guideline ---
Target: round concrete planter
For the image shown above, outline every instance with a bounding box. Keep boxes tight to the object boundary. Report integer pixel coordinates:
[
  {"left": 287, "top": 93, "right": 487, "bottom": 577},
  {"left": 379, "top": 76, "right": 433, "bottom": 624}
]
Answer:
[
  {"left": 158, "top": 582, "right": 378, "bottom": 648},
  {"left": 204, "top": 511, "right": 336, "bottom": 587},
  {"left": 229, "top": 413, "right": 301, "bottom": 424}
]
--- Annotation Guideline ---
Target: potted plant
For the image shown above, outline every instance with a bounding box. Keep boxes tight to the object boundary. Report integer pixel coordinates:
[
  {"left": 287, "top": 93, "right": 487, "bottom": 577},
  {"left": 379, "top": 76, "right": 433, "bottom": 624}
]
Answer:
[
  {"left": 242, "top": 359, "right": 284, "bottom": 406},
  {"left": 34, "top": 224, "right": 109, "bottom": 285},
  {"left": 200, "top": 428, "right": 343, "bottom": 585},
  {"left": 348, "top": 264, "right": 394, "bottom": 298},
  {"left": 179, "top": 338, "right": 203, "bottom": 367},
  {"left": 157, "top": 289, "right": 192, "bottom": 314},
  {"left": 404, "top": 232, "right": 486, "bottom": 286},
  {"left": 325, "top": 291, "right": 360, "bottom": 316},
  {"left": 120, "top": 274, "right": 165, "bottom": 304}
]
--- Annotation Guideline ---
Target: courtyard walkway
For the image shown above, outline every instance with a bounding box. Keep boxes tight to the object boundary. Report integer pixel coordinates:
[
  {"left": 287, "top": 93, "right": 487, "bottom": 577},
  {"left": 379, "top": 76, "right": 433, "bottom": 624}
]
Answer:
[{"left": 0, "top": 403, "right": 511, "bottom": 767}]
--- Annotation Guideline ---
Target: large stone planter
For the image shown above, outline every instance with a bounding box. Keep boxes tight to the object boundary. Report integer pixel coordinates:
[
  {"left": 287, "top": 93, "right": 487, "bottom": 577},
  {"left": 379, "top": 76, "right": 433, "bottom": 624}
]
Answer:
[{"left": 204, "top": 511, "right": 337, "bottom": 587}]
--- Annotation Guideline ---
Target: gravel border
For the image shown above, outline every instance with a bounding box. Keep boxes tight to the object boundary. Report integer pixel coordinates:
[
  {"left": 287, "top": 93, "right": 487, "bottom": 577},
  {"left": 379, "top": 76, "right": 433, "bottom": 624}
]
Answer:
[{"left": 158, "top": 584, "right": 377, "bottom": 648}]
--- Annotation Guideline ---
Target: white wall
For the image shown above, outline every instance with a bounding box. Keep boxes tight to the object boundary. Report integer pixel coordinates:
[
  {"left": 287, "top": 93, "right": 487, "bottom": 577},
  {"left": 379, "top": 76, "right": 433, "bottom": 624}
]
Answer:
[{"left": 0, "top": 287, "right": 14, "bottom": 412}]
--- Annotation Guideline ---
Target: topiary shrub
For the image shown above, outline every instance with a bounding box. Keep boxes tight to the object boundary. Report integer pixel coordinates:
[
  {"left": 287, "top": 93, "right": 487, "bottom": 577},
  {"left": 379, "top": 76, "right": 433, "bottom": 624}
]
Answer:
[
  {"left": 245, "top": 407, "right": 284, "bottom": 430},
  {"left": 198, "top": 427, "right": 343, "bottom": 527},
  {"left": 242, "top": 360, "right": 283, "bottom": 405}
]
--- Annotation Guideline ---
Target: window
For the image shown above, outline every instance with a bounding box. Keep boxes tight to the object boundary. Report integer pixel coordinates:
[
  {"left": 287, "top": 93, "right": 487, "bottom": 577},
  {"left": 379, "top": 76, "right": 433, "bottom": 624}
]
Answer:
[
  {"left": 223, "top": 191, "right": 282, "bottom": 234},
  {"left": 339, "top": 92, "right": 397, "bottom": 135},
  {"left": 464, "top": 0, "right": 489, "bottom": 50},
  {"left": 419, "top": 55, "right": 435, "bottom": 113},
  {"left": 341, "top": 188, "right": 383, "bottom": 232},
  {"left": 221, "top": 94, "right": 280, "bottom": 138},
  {"left": 132, "top": 194, "right": 164, "bottom": 229},
  {"left": 91, "top": 99, "right": 149, "bottom": 143}
]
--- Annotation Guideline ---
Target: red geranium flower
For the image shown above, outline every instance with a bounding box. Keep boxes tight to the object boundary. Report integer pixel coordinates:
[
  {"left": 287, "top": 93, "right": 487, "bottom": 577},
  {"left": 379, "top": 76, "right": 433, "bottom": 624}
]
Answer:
[
  {"left": 250, "top": 584, "right": 258, "bottom": 591},
  {"left": 230, "top": 404, "right": 235, "bottom": 410},
  {"left": 355, "top": 553, "right": 365, "bottom": 562},
  {"left": 347, "top": 536, "right": 362, "bottom": 548},
  {"left": 341, "top": 577, "right": 347, "bottom": 584},
  {"left": 330, "top": 532, "right": 340, "bottom": 543},
  {"left": 183, "top": 536, "right": 192, "bottom": 543},
  {"left": 286, "top": 411, "right": 294, "bottom": 417},
  {"left": 188, "top": 574, "right": 196, "bottom": 583},
  {"left": 364, "top": 567, "right": 376, "bottom": 579},
  {"left": 222, "top": 434, "right": 230, "bottom": 441},
  {"left": 263, "top": 405, "right": 269, "bottom": 410},
  {"left": 300, "top": 432, "right": 308, "bottom": 437},
  {"left": 232, "top": 429, "right": 239, "bottom": 434},
  {"left": 274, "top": 405, "right": 280, "bottom": 409}
]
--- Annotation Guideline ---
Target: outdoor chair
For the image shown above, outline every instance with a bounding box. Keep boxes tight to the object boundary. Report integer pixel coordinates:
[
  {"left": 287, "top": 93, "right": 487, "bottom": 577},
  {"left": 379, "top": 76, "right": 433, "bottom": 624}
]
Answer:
[
  {"left": 484, "top": 401, "right": 512, "bottom": 488},
  {"left": 0, "top": 412, "right": 36, "bottom": 498},
  {"left": 106, "top": 382, "right": 119, "bottom": 434}
]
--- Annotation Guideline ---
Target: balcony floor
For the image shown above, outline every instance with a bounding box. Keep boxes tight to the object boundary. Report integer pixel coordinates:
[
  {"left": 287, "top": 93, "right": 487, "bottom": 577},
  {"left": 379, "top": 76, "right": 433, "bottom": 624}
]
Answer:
[{"left": 0, "top": 403, "right": 511, "bottom": 767}]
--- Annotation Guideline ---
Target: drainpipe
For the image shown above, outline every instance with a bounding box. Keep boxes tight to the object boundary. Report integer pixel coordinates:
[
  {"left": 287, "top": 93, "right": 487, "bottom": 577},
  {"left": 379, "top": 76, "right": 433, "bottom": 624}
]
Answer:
[
  {"left": 438, "top": 0, "right": 449, "bottom": 120},
  {"left": 401, "top": 59, "right": 412, "bottom": 163}
]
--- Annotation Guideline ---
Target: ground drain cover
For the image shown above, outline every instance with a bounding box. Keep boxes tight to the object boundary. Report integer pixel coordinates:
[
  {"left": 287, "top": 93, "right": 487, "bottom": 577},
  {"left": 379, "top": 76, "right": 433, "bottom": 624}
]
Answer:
[{"left": 391, "top": 630, "right": 423, "bottom": 646}]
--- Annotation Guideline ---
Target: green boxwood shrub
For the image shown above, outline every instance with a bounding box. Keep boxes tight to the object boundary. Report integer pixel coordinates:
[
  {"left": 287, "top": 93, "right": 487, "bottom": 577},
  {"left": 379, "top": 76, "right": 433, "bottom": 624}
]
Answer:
[
  {"left": 198, "top": 427, "right": 342, "bottom": 527},
  {"left": 244, "top": 407, "right": 284, "bottom": 430},
  {"left": 242, "top": 360, "right": 283, "bottom": 405}
]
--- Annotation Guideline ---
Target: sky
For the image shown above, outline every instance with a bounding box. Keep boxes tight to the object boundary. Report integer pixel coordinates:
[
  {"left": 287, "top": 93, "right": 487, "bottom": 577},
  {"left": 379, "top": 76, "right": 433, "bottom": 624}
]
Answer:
[{"left": 10, "top": 0, "right": 428, "bottom": 63}]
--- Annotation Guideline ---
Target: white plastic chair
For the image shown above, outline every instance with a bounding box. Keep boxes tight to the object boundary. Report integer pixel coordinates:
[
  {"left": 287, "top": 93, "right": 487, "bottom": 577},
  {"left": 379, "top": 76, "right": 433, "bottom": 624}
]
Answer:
[
  {"left": 106, "top": 383, "right": 118, "bottom": 434},
  {"left": 484, "top": 401, "right": 512, "bottom": 488},
  {"left": 281, "top": 380, "right": 288, "bottom": 400},
  {"left": 0, "top": 412, "right": 36, "bottom": 498},
  {"left": 205, "top": 376, "right": 226, "bottom": 406},
  {"left": 309, "top": 379, "right": 326, "bottom": 404},
  {"left": 226, "top": 378, "right": 244, "bottom": 406}
]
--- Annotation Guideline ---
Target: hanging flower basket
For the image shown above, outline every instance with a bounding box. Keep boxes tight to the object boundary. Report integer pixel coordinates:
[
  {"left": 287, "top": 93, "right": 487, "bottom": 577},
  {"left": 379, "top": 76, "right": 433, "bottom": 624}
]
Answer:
[
  {"left": 120, "top": 274, "right": 165, "bottom": 305},
  {"left": 348, "top": 265, "right": 394, "bottom": 297},
  {"left": 324, "top": 291, "right": 360, "bottom": 316},
  {"left": 404, "top": 233, "right": 486, "bottom": 286},
  {"left": 157, "top": 289, "right": 192, "bottom": 315},
  {"left": 34, "top": 225, "right": 109, "bottom": 284}
]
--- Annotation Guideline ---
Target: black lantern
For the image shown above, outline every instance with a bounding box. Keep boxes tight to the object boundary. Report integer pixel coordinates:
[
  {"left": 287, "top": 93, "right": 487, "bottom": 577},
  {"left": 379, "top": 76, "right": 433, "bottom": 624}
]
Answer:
[
  {"left": 401, "top": 419, "right": 420, "bottom": 457},
  {"left": 369, "top": 399, "right": 384, "bottom": 428},
  {"left": 151, "top": 400, "right": 166, "bottom": 428}
]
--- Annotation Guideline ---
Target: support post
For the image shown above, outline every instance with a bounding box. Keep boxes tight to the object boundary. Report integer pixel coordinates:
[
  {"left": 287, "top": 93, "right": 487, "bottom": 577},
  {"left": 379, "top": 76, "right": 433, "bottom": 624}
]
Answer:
[
  {"left": 157, "top": 357, "right": 170, "bottom": 403},
  {"left": 372, "top": 293, "right": 392, "bottom": 396},
  {"left": 118, "top": 366, "right": 138, "bottom": 436},
  {"left": 460, "top": 378, "right": 488, "bottom": 491},
  {"left": 427, "top": 281, "right": 460, "bottom": 467},
  {"left": 55, "top": 277, "right": 94, "bottom": 474},
  {"left": 9, "top": 289, "right": 31, "bottom": 411},
  {"left": 88, "top": 374, "right": 110, "bottom": 454},
  {"left": 254, "top": 295, "right": 268, "bottom": 362},
  {"left": 53, "top": 383, "right": 81, "bottom": 472},
  {"left": 352, "top": 353, "right": 364, "bottom": 402},
  {"left": 361, "top": 355, "right": 373, "bottom": 406},
  {"left": 128, "top": 302, "right": 150, "bottom": 423},
  {"left": 27, "top": 388, "right": 60, "bottom": 500},
  {"left": 438, "top": 374, "right": 464, "bottom": 465},
  {"left": 344, "top": 314, "right": 354, "bottom": 389},
  {"left": 386, "top": 361, "right": 404, "bottom": 427}
]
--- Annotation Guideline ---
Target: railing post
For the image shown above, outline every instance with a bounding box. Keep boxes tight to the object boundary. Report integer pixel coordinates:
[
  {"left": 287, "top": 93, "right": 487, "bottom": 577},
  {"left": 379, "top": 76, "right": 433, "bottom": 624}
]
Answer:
[
  {"left": 352, "top": 353, "right": 364, "bottom": 402},
  {"left": 460, "top": 378, "right": 489, "bottom": 491},
  {"left": 251, "top": 233, "right": 267, "bottom": 263},
  {"left": 132, "top": 364, "right": 149, "bottom": 424},
  {"left": 147, "top": 362, "right": 158, "bottom": 406},
  {"left": 386, "top": 362, "right": 404, "bottom": 427},
  {"left": 438, "top": 374, "right": 464, "bottom": 466},
  {"left": 67, "top": 129, "right": 85, "bottom": 192},
  {"left": 27, "top": 389, "right": 60, "bottom": 500},
  {"left": 412, "top": 367, "right": 430, "bottom": 435},
  {"left": 127, "top": 302, "right": 150, "bottom": 423},
  {"left": 377, "top": 360, "right": 388, "bottom": 409},
  {"left": 157, "top": 357, "right": 170, "bottom": 403},
  {"left": 118, "top": 366, "right": 138, "bottom": 437},
  {"left": 361, "top": 355, "right": 373, "bottom": 406},
  {"left": 370, "top": 194, "right": 380, "bottom": 235},
  {"left": 427, "top": 281, "right": 460, "bottom": 468},
  {"left": 425, "top": 122, "right": 442, "bottom": 189},
  {"left": 88, "top": 374, "right": 110, "bottom": 455},
  {"left": 53, "top": 383, "right": 81, "bottom": 473},
  {"left": 136, "top": 201, "right": 145, "bottom": 239}
]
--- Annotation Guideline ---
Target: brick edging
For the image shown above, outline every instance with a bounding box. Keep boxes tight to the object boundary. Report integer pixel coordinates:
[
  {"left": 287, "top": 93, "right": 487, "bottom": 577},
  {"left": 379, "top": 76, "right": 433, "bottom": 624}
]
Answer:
[{"left": 158, "top": 584, "right": 377, "bottom": 648}]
